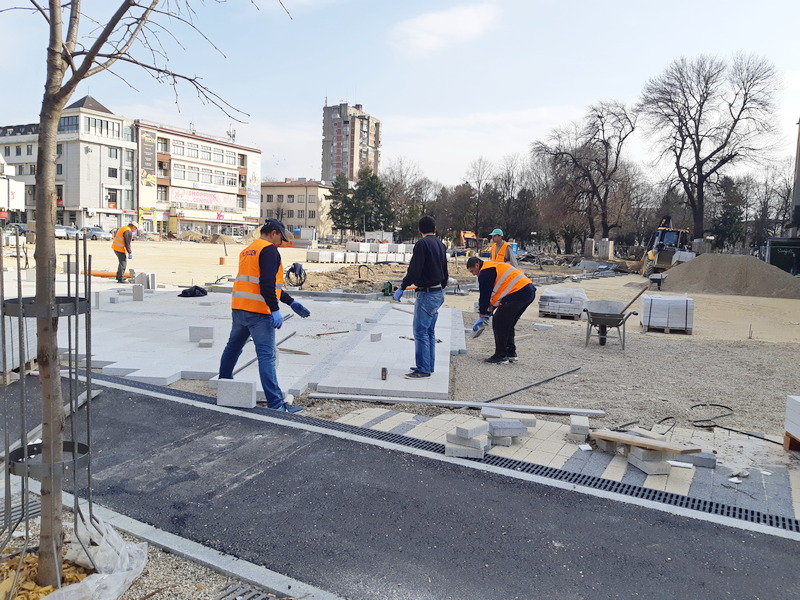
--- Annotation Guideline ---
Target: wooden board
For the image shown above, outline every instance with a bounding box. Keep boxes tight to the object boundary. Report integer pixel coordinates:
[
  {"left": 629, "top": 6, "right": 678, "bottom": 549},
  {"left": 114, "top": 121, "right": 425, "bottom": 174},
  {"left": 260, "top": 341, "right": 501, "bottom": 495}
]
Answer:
[{"left": 590, "top": 429, "right": 701, "bottom": 454}]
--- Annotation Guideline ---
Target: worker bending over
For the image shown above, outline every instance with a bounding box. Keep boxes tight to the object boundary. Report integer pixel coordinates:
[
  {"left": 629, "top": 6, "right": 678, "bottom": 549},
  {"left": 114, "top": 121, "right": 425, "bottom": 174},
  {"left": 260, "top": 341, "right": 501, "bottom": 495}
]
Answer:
[{"left": 466, "top": 257, "right": 535, "bottom": 364}]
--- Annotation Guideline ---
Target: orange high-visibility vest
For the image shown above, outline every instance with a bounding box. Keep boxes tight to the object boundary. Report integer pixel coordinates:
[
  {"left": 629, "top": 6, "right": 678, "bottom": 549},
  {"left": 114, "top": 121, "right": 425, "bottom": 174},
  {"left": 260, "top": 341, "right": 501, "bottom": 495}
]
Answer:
[
  {"left": 111, "top": 225, "right": 134, "bottom": 253},
  {"left": 481, "top": 261, "right": 532, "bottom": 307},
  {"left": 490, "top": 240, "right": 511, "bottom": 263},
  {"left": 231, "top": 239, "right": 284, "bottom": 314}
]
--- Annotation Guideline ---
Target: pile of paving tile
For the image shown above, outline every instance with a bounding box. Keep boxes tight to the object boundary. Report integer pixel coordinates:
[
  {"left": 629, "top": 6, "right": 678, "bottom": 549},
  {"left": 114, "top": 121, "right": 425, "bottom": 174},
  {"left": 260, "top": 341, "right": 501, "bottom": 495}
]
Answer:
[
  {"left": 537, "top": 286, "right": 588, "bottom": 319},
  {"left": 444, "top": 408, "right": 537, "bottom": 459},
  {"left": 306, "top": 242, "right": 414, "bottom": 264}
]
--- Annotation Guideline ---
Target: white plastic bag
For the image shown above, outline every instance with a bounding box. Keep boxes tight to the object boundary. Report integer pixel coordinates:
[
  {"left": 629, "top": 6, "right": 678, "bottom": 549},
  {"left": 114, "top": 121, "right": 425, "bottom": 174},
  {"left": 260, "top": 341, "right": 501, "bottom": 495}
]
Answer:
[{"left": 48, "top": 516, "right": 148, "bottom": 600}]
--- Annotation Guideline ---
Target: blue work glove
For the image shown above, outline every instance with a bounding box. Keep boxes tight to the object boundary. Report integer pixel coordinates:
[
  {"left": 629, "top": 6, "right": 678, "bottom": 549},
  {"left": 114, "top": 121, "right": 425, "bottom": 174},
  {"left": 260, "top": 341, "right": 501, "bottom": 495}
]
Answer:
[
  {"left": 472, "top": 317, "right": 488, "bottom": 332},
  {"left": 393, "top": 288, "right": 404, "bottom": 302},
  {"left": 272, "top": 310, "right": 283, "bottom": 329},
  {"left": 127, "top": 253, "right": 132, "bottom": 259},
  {"left": 291, "top": 301, "right": 310, "bottom": 318}
]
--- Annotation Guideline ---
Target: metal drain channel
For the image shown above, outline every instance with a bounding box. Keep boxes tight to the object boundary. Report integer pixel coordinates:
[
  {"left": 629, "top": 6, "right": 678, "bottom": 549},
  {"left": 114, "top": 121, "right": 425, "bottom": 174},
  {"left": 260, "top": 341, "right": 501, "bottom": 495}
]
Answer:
[
  {"left": 215, "top": 582, "right": 277, "bottom": 600},
  {"left": 87, "top": 373, "right": 800, "bottom": 533}
]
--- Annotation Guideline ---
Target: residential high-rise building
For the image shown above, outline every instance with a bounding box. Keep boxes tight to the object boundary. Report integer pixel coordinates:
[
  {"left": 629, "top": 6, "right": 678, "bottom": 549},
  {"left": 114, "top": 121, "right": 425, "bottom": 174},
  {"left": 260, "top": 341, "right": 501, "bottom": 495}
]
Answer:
[{"left": 321, "top": 102, "right": 381, "bottom": 183}]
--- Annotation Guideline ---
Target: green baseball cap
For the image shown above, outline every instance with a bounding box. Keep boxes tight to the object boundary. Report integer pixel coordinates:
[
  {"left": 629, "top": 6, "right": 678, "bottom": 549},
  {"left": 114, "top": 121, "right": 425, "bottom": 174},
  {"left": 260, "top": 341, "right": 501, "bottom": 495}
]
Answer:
[{"left": 490, "top": 228, "right": 503, "bottom": 237}]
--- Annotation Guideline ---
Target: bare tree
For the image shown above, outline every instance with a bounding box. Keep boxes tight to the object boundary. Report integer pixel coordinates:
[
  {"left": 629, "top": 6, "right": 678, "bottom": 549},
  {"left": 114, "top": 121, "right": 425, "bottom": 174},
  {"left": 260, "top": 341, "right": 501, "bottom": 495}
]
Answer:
[
  {"left": 465, "top": 157, "right": 493, "bottom": 233},
  {"left": 638, "top": 53, "right": 779, "bottom": 238},
  {"left": 533, "top": 101, "right": 637, "bottom": 239},
  {"left": 6, "top": 0, "right": 256, "bottom": 586}
]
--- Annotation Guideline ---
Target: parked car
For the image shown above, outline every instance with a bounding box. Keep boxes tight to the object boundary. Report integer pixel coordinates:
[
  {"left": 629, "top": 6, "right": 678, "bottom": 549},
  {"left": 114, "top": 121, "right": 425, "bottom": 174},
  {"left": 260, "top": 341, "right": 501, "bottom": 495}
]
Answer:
[
  {"left": 55, "top": 225, "right": 83, "bottom": 239},
  {"left": 4, "top": 223, "right": 28, "bottom": 236},
  {"left": 79, "top": 226, "right": 112, "bottom": 241}
]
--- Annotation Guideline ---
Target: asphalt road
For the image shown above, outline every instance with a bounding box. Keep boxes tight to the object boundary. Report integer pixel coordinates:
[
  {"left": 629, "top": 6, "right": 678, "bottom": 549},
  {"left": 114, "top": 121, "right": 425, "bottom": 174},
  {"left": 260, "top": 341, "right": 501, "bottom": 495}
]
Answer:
[{"left": 40, "top": 385, "right": 796, "bottom": 600}]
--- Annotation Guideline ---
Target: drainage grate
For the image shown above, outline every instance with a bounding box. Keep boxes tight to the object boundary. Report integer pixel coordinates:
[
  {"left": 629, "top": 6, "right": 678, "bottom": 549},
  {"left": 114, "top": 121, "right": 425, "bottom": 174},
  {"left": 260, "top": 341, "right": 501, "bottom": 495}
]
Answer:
[
  {"left": 87, "top": 373, "right": 800, "bottom": 533},
  {"left": 215, "top": 582, "right": 279, "bottom": 600}
]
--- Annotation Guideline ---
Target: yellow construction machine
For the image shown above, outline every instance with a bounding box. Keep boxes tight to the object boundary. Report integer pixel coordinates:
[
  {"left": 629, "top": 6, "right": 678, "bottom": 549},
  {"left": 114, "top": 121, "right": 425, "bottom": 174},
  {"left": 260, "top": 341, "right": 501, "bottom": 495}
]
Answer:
[{"left": 641, "top": 216, "right": 695, "bottom": 277}]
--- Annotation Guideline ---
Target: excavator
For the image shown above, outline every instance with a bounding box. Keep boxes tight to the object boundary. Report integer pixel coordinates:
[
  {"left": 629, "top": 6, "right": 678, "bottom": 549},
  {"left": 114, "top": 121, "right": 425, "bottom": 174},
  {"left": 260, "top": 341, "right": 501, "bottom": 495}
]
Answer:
[
  {"left": 452, "top": 231, "right": 487, "bottom": 257},
  {"left": 641, "top": 216, "right": 695, "bottom": 277}
]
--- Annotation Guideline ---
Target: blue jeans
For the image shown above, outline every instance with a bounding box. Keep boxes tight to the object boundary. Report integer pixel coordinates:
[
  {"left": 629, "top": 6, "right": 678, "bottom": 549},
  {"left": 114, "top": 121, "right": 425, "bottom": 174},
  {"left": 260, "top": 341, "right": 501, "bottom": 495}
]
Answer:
[
  {"left": 219, "top": 309, "right": 284, "bottom": 409},
  {"left": 412, "top": 290, "right": 444, "bottom": 375}
]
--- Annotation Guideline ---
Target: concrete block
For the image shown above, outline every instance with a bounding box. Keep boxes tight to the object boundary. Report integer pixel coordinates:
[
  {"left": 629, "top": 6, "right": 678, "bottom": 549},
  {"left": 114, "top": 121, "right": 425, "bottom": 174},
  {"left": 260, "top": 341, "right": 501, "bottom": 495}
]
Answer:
[
  {"left": 629, "top": 446, "right": 676, "bottom": 462},
  {"left": 455, "top": 419, "right": 490, "bottom": 438},
  {"left": 148, "top": 273, "right": 157, "bottom": 290},
  {"left": 595, "top": 438, "right": 619, "bottom": 453},
  {"left": 365, "top": 317, "right": 378, "bottom": 323},
  {"left": 370, "top": 332, "right": 382, "bottom": 342},
  {"left": 785, "top": 396, "right": 800, "bottom": 439},
  {"left": 190, "top": 326, "right": 215, "bottom": 342},
  {"left": 445, "top": 442, "right": 484, "bottom": 459},
  {"left": 217, "top": 379, "right": 256, "bottom": 409},
  {"left": 198, "top": 339, "right": 214, "bottom": 348},
  {"left": 356, "top": 323, "right": 362, "bottom": 331},
  {"left": 683, "top": 451, "right": 717, "bottom": 469},
  {"left": 490, "top": 436, "right": 513, "bottom": 447},
  {"left": 63, "top": 260, "right": 77, "bottom": 274},
  {"left": 628, "top": 453, "right": 671, "bottom": 475},
  {"left": 487, "top": 419, "right": 528, "bottom": 437},
  {"left": 446, "top": 432, "right": 490, "bottom": 450},
  {"left": 570, "top": 415, "right": 590, "bottom": 435},
  {"left": 132, "top": 284, "right": 144, "bottom": 301},
  {"left": 109, "top": 296, "right": 119, "bottom": 304},
  {"left": 480, "top": 407, "right": 536, "bottom": 427},
  {"left": 134, "top": 272, "right": 147, "bottom": 286},
  {"left": 93, "top": 291, "right": 103, "bottom": 309},
  {"left": 566, "top": 432, "right": 587, "bottom": 443}
]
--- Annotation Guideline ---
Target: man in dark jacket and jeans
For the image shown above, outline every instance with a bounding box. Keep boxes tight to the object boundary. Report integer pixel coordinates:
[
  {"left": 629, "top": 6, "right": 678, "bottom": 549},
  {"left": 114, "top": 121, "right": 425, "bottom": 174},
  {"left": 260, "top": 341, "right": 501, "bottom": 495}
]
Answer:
[{"left": 394, "top": 215, "right": 449, "bottom": 379}]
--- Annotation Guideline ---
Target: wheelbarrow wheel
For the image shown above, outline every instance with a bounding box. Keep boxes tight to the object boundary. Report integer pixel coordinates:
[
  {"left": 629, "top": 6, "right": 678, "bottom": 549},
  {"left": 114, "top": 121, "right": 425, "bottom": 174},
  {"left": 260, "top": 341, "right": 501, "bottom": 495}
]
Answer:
[{"left": 598, "top": 324, "right": 607, "bottom": 346}]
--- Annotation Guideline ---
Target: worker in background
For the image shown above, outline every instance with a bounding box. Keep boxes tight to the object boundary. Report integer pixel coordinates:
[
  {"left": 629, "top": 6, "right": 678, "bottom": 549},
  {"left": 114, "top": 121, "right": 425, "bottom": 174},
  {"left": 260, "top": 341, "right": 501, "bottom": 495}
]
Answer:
[
  {"left": 394, "top": 215, "right": 449, "bottom": 379},
  {"left": 218, "top": 219, "right": 311, "bottom": 413},
  {"left": 466, "top": 257, "right": 535, "bottom": 365},
  {"left": 111, "top": 221, "right": 138, "bottom": 283},
  {"left": 488, "top": 228, "right": 519, "bottom": 267}
]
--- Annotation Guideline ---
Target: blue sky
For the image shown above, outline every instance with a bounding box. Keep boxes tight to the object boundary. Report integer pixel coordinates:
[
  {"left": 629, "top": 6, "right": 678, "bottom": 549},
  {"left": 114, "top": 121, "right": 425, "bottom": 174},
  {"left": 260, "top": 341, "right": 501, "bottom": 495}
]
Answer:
[{"left": 1, "top": 0, "right": 799, "bottom": 186}]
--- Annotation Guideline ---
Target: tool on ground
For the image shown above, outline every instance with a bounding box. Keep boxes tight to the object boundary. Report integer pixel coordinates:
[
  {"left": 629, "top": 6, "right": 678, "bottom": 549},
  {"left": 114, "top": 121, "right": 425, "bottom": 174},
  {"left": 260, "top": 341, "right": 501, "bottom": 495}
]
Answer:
[
  {"left": 285, "top": 262, "right": 307, "bottom": 287},
  {"left": 471, "top": 315, "right": 489, "bottom": 338},
  {"left": 621, "top": 283, "right": 652, "bottom": 313},
  {"left": 483, "top": 367, "right": 582, "bottom": 404},
  {"left": 316, "top": 330, "right": 349, "bottom": 336},
  {"left": 233, "top": 330, "right": 297, "bottom": 375},
  {"left": 381, "top": 367, "right": 387, "bottom": 380},
  {"left": 279, "top": 348, "right": 310, "bottom": 355}
]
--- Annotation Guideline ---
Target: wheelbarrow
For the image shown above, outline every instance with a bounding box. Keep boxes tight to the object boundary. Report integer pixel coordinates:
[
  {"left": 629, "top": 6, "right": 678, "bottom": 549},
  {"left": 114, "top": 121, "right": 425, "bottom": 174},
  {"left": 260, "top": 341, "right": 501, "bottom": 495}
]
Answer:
[{"left": 583, "top": 300, "right": 638, "bottom": 350}]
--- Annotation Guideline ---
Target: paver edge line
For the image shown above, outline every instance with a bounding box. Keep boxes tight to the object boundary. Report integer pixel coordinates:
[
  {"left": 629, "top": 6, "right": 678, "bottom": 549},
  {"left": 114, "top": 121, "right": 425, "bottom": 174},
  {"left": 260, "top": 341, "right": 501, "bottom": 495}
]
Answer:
[{"left": 75, "top": 376, "right": 800, "bottom": 543}]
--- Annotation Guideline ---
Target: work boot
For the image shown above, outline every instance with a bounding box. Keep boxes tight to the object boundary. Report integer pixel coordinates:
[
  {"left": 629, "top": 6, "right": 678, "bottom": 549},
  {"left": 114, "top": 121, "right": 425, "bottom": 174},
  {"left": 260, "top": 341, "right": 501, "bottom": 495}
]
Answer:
[
  {"left": 484, "top": 355, "right": 509, "bottom": 365},
  {"left": 507, "top": 354, "right": 519, "bottom": 363}
]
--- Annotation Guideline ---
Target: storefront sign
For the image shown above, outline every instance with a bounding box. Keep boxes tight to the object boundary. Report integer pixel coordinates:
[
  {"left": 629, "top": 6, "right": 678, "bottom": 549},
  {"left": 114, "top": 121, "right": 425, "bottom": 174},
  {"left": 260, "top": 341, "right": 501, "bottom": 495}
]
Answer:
[{"left": 171, "top": 187, "right": 235, "bottom": 209}]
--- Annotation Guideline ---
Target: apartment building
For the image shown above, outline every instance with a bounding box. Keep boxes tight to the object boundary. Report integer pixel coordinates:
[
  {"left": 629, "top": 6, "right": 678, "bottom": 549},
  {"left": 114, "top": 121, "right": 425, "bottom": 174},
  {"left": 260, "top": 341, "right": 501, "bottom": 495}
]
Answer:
[
  {"left": 0, "top": 96, "right": 138, "bottom": 230},
  {"left": 137, "top": 121, "right": 261, "bottom": 236},
  {"left": 260, "top": 179, "right": 333, "bottom": 239},
  {"left": 321, "top": 102, "right": 381, "bottom": 183},
  {"left": 0, "top": 95, "right": 262, "bottom": 235}
]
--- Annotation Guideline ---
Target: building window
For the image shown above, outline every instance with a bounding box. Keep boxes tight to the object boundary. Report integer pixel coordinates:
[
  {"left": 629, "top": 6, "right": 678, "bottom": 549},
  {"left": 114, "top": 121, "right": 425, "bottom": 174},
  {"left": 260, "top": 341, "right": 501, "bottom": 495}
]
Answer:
[
  {"left": 201, "top": 146, "right": 211, "bottom": 160},
  {"left": 173, "top": 163, "right": 185, "bottom": 179},
  {"left": 57, "top": 116, "right": 79, "bottom": 133},
  {"left": 3, "top": 146, "right": 9, "bottom": 157},
  {"left": 124, "top": 189, "right": 134, "bottom": 207},
  {"left": 56, "top": 144, "right": 63, "bottom": 156},
  {"left": 287, "top": 195, "right": 294, "bottom": 203},
  {"left": 124, "top": 169, "right": 133, "bottom": 181},
  {"left": 157, "top": 161, "right": 170, "bottom": 177},
  {"left": 297, "top": 210, "right": 305, "bottom": 219},
  {"left": 108, "top": 147, "right": 119, "bottom": 159},
  {"left": 56, "top": 185, "right": 63, "bottom": 204},
  {"left": 238, "top": 154, "right": 247, "bottom": 167},
  {"left": 308, "top": 195, "right": 317, "bottom": 204},
  {"left": 265, "top": 194, "right": 274, "bottom": 203},
  {"left": 225, "top": 173, "right": 237, "bottom": 187},
  {"left": 308, "top": 210, "right": 316, "bottom": 218},
  {"left": 213, "top": 148, "right": 223, "bottom": 162},
  {"left": 287, "top": 210, "right": 294, "bottom": 218},
  {"left": 56, "top": 164, "right": 63, "bottom": 175},
  {"left": 237, "top": 195, "right": 245, "bottom": 209},
  {"left": 29, "top": 165, "right": 36, "bottom": 175},
  {"left": 201, "top": 168, "right": 212, "bottom": 183},
  {"left": 265, "top": 209, "right": 274, "bottom": 219},
  {"left": 157, "top": 185, "right": 168, "bottom": 202},
  {"left": 225, "top": 151, "right": 236, "bottom": 165},
  {"left": 213, "top": 170, "right": 224, "bottom": 185},
  {"left": 187, "top": 166, "right": 200, "bottom": 181},
  {"left": 187, "top": 143, "right": 199, "bottom": 158},
  {"left": 277, "top": 194, "right": 284, "bottom": 203},
  {"left": 298, "top": 195, "right": 305, "bottom": 203},
  {"left": 16, "top": 165, "right": 23, "bottom": 175},
  {"left": 157, "top": 138, "right": 168, "bottom": 152},
  {"left": 15, "top": 146, "right": 21, "bottom": 156},
  {"left": 108, "top": 167, "right": 118, "bottom": 178},
  {"left": 26, "top": 145, "right": 33, "bottom": 155},
  {"left": 172, "top": 141, "right": 185, "bottom": 155},
  {"left": 125, "top": 149, "right": 134, "bottom": 165}
]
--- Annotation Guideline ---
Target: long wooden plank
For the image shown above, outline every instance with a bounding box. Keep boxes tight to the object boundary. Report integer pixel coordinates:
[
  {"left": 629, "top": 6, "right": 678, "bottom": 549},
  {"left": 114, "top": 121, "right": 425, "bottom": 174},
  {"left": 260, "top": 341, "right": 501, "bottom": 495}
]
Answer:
[
  {"left": 590, "top": 429, "right": 701, "bottom": 454},
  {"left": 308, "top": 393, "right": 605, "bottom": 416}
]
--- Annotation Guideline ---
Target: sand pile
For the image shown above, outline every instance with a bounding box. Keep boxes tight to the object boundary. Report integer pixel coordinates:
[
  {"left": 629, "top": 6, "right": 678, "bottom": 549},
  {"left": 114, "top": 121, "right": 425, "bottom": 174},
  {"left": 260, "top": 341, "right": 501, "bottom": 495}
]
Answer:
[{"left": 664, "top": 254, "right": 800, "bottom": 298}]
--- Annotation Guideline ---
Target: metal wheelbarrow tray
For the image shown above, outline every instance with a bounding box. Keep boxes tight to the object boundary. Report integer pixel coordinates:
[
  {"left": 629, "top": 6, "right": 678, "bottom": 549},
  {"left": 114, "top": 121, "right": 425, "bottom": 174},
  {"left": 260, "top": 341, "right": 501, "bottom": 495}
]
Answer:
[{"left": 583, "top": 300, "right": 638, "bottom": 350}]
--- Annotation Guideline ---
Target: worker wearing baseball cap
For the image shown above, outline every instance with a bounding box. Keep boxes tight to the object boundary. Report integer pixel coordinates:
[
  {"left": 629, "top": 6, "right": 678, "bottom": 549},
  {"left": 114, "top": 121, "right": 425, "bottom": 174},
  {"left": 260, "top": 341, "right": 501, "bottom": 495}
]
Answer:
[
  {"left": 489, "top": 228, "right": 519, "bottom": 267},
  {"left": 218, "top": 219, "right": 310, "bottom": 413}
]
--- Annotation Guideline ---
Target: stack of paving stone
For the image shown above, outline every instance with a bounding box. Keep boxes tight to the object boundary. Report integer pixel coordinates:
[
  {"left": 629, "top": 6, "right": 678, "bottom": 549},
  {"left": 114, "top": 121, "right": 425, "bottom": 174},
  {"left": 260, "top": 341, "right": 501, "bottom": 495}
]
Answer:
[
  {"left": 444, "top": 409, "right": 537, "bottom": 459},
  {"left": 567, "top": 415, "right": 590, "bottom": 442}
]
